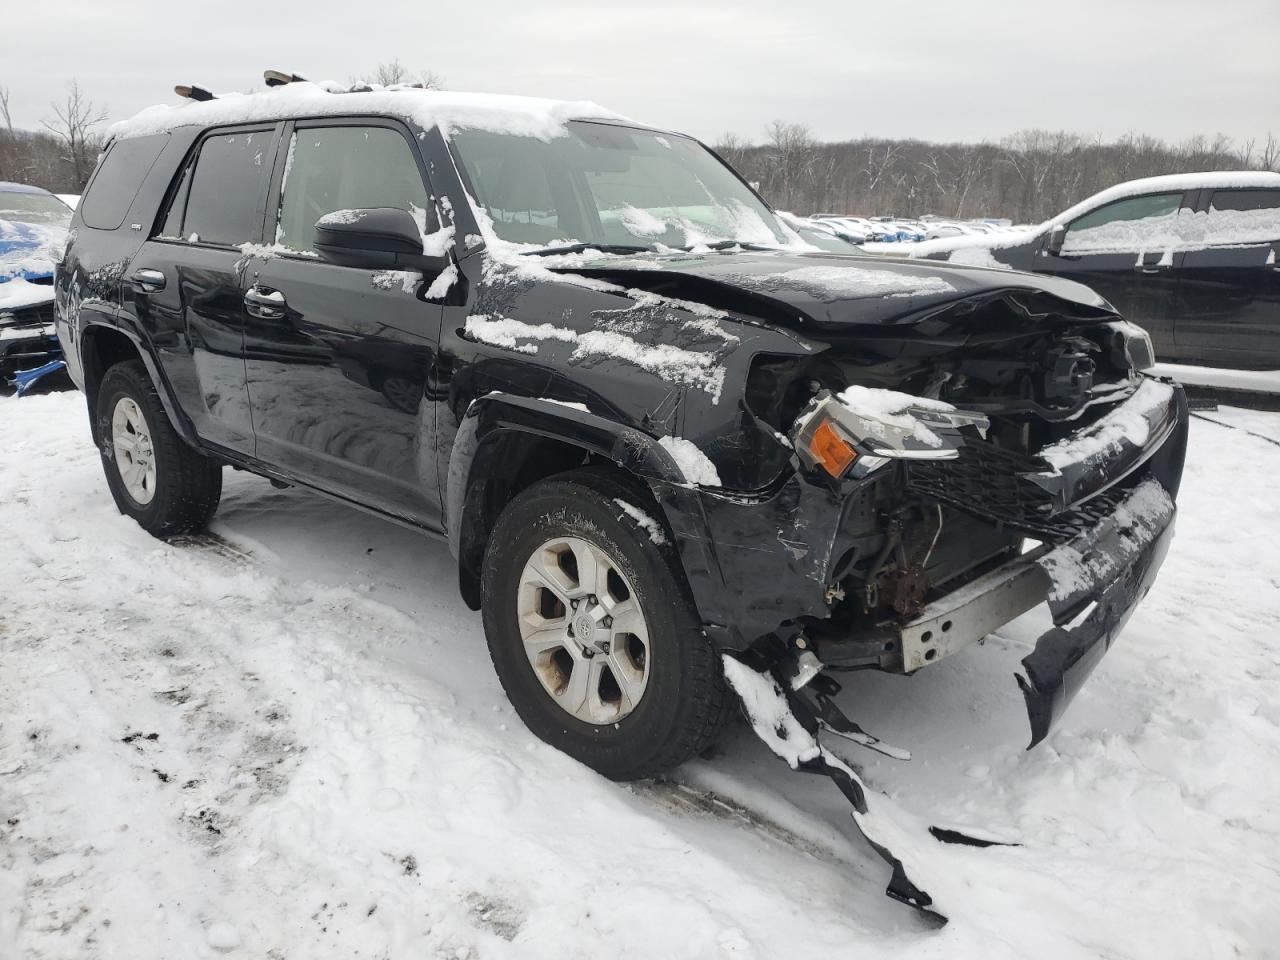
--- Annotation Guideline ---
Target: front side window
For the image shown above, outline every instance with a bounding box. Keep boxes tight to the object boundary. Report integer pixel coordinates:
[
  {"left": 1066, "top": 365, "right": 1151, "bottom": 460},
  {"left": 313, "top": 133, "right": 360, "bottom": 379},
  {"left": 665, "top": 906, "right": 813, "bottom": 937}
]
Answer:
[
  {"left": 1062, "top": 193, "right": 1184, "bottom": 254},
  {"left": 449, "top": 121, "right": 789, "bottom": 251},
  {"left": 274, "top": 125, "right": 429, "bottom": 254},
  {"left": 181, "top": 131, "right": 272, "bottom": 246}
]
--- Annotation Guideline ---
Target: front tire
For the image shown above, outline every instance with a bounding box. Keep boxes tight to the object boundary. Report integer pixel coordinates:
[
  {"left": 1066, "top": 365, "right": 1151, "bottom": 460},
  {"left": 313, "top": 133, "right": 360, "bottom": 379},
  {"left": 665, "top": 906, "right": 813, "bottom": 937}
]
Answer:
[
  {"left": 94, "top": 359, "right": 222, "bottom": 538},
  {"left": 481, "top": 468, "right": 732, "bottom": 781}
]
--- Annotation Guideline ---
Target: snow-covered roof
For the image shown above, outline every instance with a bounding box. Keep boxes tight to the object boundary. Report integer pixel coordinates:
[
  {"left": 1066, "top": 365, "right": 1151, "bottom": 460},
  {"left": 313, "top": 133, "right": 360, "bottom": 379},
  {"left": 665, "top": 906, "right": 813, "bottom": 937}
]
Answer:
[
  {"left": 1045, "top": 171, "right": 1280, "bottom": 228},
  {"left": 107, "top": 82, "right": 633, "bottom": 143}
]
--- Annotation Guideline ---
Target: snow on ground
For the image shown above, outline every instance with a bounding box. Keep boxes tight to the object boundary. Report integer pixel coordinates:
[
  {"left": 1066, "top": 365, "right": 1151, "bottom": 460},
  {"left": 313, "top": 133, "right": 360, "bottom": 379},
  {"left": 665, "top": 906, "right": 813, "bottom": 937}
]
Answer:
[{"left": 2, "top": 389, "right": 1279, "bottom": 959}]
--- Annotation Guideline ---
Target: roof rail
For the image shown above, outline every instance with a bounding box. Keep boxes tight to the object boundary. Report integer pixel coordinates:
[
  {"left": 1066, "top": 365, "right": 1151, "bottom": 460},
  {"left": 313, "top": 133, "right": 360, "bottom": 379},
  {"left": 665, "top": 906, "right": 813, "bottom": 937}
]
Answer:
[
  {"left": 174, "top": 84, "right": 215, "bottom": 102},
  {"left": 264, "top": 70, "right": 308, "bottom": 88}
]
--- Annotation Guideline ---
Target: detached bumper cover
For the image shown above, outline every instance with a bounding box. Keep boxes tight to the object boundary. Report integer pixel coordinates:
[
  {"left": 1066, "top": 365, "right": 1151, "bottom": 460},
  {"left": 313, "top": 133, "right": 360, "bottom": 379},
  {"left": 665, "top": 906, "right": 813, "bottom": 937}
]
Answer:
[{"left": 1019, "top": 477, "right": 1176, "bottom": 746}]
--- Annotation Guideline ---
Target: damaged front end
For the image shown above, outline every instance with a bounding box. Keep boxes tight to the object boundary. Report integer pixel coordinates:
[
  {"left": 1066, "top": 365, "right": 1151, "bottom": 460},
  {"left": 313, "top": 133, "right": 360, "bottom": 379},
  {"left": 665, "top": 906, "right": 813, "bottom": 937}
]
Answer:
[{"left": 651, "top": 296, "right": 1188, "bottom": 918}]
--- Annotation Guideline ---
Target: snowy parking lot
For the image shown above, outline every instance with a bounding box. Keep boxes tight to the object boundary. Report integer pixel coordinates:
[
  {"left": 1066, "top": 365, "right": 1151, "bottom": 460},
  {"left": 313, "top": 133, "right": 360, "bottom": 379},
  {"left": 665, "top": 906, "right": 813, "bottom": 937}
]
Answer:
[{"left": 2, "top": 388, "right": 1279, "bottom": 959}]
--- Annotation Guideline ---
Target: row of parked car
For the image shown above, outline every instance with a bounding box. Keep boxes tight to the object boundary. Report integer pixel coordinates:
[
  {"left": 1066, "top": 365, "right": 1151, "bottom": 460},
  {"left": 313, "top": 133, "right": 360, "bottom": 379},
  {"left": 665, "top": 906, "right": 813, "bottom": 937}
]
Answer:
[{"left": 802, "top": 214, "right": 1020, "bottom": 245}]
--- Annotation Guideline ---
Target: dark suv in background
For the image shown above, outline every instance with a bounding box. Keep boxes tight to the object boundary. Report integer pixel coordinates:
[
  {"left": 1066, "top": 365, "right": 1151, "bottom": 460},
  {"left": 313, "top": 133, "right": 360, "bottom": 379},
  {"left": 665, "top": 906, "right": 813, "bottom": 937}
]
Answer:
[
  {"left": 58, "top": 82, "right": 1186, "bottom": 794},
  {"left": 899, "top": 172, "right": 1280, "bottom": 370}
]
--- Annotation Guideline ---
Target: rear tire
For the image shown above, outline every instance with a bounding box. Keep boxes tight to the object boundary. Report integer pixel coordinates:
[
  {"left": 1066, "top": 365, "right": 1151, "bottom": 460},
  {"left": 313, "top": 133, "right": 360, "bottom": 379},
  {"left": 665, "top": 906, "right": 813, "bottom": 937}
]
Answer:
[
  {"left": 481, "top": 467, "right": 732, "bottom": 781},
  {"left": 94, "top": 359, "right": 222, "bottom": 538}
]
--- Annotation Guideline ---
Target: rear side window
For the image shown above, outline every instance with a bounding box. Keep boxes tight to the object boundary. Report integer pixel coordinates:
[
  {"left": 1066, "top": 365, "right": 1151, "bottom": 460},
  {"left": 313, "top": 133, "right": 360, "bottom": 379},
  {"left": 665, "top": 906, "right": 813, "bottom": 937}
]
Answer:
[
  {"left": 1210, "top": 189, "right": 1280, "bottom": 212},
  {"left": 80, "top": 134, "right": 168, "bottom": 230},
  {"left": 274, "top": 125, "right": 429, "bottom": 254},
  {"left": 1201, "top": 189, "right": 1280, "bottom": 247},
  {"left": 179, "top": 131, "right": 273, "bottom": 246}
]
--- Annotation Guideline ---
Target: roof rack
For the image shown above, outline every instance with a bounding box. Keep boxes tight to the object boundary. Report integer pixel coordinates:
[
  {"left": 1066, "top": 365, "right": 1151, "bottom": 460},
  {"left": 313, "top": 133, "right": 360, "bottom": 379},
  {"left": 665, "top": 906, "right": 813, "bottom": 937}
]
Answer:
[
  {"left": 174, "top": 84, "right": 215, "bottom": 102},
  {"left": 264, "top": 69, "right": 308, "bottom": 88}
]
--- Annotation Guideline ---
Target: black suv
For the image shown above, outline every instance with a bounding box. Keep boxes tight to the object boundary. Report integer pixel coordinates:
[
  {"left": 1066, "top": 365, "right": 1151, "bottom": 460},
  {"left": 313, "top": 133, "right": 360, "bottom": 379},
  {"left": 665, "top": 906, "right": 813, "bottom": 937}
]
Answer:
[
  {"left": 57, "top": 82, "right": 1187, "bottom": 783},
  {"left": 903, "top": 172, "right": 1280, "bottom": 370}
]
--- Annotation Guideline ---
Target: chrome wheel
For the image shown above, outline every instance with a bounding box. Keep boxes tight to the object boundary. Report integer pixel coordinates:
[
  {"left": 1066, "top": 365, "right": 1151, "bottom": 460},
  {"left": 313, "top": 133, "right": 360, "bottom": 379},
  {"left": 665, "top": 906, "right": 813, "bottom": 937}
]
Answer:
[
  {"left": 517, "top": 536, "right": 651, "bottom": 725},
  {"left": 111, "top": 396, "right": 156, "bottom": 505}
]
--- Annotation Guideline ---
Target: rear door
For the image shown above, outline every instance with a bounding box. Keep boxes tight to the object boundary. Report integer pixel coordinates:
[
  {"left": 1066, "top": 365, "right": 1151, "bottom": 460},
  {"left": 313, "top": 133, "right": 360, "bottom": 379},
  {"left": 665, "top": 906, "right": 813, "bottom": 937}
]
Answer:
[
  {"left": 1174, "top": 188, "right": 1280, "bottom": 368},
  {"left": 1039, "top": 191, "right": 1191, "bottom": 359},
  {"left": 241, "top": 117, "right": 446, "bottom": 527},
  {"left": 125, "top": 125, "right": 280, "bottom": 453}
]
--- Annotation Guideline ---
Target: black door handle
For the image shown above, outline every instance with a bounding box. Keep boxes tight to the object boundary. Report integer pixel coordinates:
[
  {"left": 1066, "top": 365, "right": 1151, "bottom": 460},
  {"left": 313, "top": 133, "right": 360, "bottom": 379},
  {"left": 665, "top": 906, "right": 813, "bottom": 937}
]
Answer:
[{"left": 244, "top": 286, "right": 287, "bottom": 319}]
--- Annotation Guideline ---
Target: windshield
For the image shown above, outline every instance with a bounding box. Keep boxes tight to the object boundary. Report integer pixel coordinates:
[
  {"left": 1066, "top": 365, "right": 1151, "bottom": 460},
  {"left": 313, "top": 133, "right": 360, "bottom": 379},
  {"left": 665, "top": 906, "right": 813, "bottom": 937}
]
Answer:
[
  {"left": 0, "top": 191, "right": 72, "bottom": 227},
  {"left": 449, "top": 121, "right": 789, "bottom": 252}
]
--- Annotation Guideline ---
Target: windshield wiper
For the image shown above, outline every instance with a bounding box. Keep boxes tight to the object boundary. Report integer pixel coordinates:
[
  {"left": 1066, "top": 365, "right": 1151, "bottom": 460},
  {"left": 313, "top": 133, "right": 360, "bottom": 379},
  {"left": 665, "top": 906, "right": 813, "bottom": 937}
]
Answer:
[
  {"left": 525, "top": 243, "right": 654, "bottom": 257},
  {"left": 679, "top": 239, "right": 779, "bottom": 252}
]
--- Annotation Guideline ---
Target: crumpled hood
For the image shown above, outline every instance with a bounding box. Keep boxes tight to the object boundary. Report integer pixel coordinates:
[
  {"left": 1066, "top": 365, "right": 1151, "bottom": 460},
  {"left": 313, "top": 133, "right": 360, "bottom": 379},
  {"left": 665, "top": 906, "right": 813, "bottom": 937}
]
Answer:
[
  {"left": 554, "top": 250, "right": 1119, "bottom": 330},
  {"left": 0, "top": 219, "right": 66, "bottom": 282}
]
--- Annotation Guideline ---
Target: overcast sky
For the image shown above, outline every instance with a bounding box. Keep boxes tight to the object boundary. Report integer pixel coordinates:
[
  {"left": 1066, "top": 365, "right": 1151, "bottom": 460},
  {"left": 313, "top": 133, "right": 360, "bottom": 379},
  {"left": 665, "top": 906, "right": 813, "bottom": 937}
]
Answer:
[{"left": 5, "top": 0, "right": 1277, "bottom": 146}]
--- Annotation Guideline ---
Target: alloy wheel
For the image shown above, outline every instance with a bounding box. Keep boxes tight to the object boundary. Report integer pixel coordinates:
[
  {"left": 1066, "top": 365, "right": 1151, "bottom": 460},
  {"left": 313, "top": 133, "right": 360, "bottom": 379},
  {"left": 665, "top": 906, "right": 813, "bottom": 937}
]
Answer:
[{"left": 517, "top": 536, "right": 652, "bottom": 725}]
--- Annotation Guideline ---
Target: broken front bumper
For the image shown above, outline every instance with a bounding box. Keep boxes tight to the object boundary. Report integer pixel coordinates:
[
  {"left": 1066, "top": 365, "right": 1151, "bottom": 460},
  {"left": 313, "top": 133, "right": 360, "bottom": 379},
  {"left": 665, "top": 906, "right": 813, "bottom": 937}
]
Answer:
[{"left": 661, "top": 377, "right": 1188, "bottom": 748}]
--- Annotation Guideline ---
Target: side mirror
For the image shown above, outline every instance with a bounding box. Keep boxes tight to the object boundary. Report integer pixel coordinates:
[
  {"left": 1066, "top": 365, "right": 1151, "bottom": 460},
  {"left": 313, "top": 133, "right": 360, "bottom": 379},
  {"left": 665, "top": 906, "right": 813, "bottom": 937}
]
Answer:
[
  {"left": 313, "top": 207, "right": 450, "bottom": 273},
  {"left": 1045, "top": 223, "right": 1066, "bottom": 257}
]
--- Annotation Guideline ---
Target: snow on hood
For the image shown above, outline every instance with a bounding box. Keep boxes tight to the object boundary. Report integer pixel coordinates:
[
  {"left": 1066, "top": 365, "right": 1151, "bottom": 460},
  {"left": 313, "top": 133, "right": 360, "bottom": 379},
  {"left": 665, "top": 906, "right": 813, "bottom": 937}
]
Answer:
[
  {"left": 0, "top": 218, "right": 66, "bottom": 282},
  {"left": 108, "top": 83, "right": 631, "bottom": 143},
  {"left": 555, "top": 250, "right": 1118, "bottom": 329}
]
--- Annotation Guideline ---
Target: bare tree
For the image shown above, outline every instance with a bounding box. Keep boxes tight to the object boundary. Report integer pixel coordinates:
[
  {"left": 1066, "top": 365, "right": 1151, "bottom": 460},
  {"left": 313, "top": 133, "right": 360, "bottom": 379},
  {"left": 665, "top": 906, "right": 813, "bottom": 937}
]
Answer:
[
  {"left": 42, "top": 80, "right": 108, "bottom": 188},
  {"left": 0, "top": 86, "right": 12, "bottom": 138},
  {"left": 1260, "top": 133, "right": 1280, "bottom": 173},
  {"left": 363, "top": 60, "right": 443, "bottom": 90}
]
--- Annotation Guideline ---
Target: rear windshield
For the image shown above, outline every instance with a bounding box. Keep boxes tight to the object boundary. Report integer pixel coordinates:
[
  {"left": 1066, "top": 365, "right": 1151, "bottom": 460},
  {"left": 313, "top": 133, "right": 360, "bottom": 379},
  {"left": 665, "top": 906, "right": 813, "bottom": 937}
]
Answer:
[{"left": 80, "top": 134, "right": 169, "bottom": 230}]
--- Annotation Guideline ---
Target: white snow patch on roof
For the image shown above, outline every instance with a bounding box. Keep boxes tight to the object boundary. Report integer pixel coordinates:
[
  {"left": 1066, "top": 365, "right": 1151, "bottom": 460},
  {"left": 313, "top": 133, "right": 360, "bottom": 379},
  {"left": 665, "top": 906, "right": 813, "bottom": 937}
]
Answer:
[
  {"left": 108, "top": 83, "right": 631, "bottom": 143},
  {"left": 658, "top": 436, "right": 721, "bottom": 486}
]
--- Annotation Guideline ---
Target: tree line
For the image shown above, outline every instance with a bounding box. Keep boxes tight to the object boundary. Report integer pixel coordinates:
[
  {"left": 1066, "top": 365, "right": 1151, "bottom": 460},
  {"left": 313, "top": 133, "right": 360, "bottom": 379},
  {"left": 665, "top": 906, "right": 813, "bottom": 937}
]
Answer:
[
  {"left": 4, "top": 77, "right": 1277, "bottom": 221},
  {"left": 716, "top": 124, "right": 1280, "bottom": 223},
  {"left": 0, "top": 63, "right": 441, "bottom": 195}
]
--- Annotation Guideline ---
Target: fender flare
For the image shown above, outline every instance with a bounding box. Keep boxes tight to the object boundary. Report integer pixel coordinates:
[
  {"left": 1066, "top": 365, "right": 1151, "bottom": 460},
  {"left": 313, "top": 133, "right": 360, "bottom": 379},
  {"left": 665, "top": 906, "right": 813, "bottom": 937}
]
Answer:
[
  {"left": 81, "top": 319, "right": 200, "bottom": 448},
  {"left": 444, "top": 393, "right": 735, "bottom": 622}
]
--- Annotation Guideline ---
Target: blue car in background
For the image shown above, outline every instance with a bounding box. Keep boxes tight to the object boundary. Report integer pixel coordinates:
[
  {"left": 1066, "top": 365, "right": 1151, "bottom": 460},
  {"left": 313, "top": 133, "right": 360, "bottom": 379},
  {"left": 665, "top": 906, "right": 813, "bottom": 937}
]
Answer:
[{"left": 1, "top": 182, "right": 71, "bottom": 390}]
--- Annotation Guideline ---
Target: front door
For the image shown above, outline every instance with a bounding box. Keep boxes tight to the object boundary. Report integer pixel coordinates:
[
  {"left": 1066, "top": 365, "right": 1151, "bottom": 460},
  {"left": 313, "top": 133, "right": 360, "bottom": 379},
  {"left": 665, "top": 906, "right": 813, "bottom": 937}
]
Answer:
[
  {"left": 1039, "top": 190, "right": 1190, "bottom": 360},
  {"left": 241, "top": 119, "right": 446, "bottom": 527},
  {"left": 1174, "top": 187, "right": 1280, "bottom": 369}
]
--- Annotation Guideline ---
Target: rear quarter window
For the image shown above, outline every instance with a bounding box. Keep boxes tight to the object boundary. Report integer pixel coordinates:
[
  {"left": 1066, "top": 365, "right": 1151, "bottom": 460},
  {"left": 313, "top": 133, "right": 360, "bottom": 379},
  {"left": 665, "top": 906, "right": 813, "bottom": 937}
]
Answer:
[{"left": 79, "top": 134, "right": 169, "bottom": 230}]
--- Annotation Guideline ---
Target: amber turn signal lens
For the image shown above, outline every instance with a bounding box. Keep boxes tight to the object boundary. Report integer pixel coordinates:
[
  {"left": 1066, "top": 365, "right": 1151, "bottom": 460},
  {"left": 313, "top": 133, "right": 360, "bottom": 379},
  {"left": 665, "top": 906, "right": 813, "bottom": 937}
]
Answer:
[{"left": 809, "top": 420, "right": 857, "bottom": 477}]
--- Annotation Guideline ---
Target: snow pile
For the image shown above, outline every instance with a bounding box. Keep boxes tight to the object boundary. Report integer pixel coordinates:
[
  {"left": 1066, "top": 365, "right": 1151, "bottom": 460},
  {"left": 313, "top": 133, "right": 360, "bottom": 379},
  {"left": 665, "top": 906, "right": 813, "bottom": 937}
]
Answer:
[
  {"left": 726, "top": 265, "right": 957, "bottom": 300},
  {"left": 0, "top": 218, "right": 66, "bottom": 281},
  {"left": 612, "top": 498, "right": 668, "bottom": 546},
  {"left": 658, "top": 435, "right": 721, "bottom": 486},
  {"left": 1038, "top": 378, "right": 1174, "bottom": 471},
  {"left": 3, "top": 391, "right": 1280, "bottom": 957},
  {"left": 720, "top": 657, "right": 819, "bottom": 767},
  {"left": 836, "top": 384, "right": 957, "bottom": 448},
  {"left": 464, "top": 313, "right": 727, "bottom": 401},
  {"left": 0, "top": 276, "right": 56, "bottom": 310},
  {"left": 315, "top": 208, "right": 367, "bottom": 226},
  {"left": 1038, "top": 478, "right": 1174, "bottom": 603},
  {"left": 618, "top": 205, "right": 668, "bottom": 239}
]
